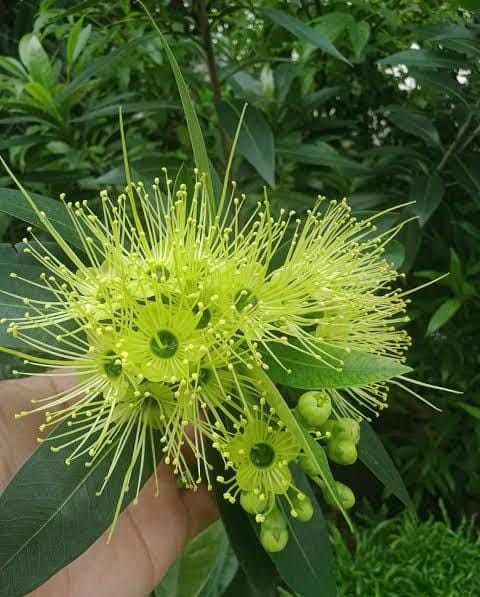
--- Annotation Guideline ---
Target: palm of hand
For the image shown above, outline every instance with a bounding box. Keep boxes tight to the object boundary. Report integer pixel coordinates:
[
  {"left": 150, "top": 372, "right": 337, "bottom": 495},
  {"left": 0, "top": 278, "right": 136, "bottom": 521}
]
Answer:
[{"left": 0, "top": 376, "right": 216, "bottom": 597}]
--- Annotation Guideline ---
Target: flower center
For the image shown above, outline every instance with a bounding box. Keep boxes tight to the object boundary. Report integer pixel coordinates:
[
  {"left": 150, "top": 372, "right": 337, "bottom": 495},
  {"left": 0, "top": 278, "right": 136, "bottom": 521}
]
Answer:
[
  {"left": 234, "top": 288, "right": 258, "bottom": 313},
  {"left": 103, "top": 350, "right": 122, "bottom": 378},
  {"left": 150, "top": 330, "right": 178, "bottom": 358},
  {"left": 192, "top": 304, "right": 211, "bottom": 329},
  {"left": 249, "top": 442, "right": 275, "bottom": 468}
]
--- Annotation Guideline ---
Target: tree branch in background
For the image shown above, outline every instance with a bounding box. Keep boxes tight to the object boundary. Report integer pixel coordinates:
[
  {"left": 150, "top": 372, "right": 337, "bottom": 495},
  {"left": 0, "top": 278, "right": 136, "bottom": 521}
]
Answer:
[
  {"left": 194, "top": 0, "right": 229, "bottom": 163},
  {"left": 436, "top": 114, "right": 472, "bottom": 172}
]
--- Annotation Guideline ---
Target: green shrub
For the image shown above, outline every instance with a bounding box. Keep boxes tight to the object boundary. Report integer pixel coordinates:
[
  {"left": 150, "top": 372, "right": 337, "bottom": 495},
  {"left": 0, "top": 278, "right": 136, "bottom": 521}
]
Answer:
[{"left": 334, "top": 512, "right": 480, "bottom": 596}]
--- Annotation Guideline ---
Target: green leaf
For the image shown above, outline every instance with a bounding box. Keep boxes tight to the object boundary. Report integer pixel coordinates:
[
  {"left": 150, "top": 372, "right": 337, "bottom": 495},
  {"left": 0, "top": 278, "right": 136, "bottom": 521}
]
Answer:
[
  {"left": 357, "top": 422, "right": 413, "bottom": 509},
  {"left": 411, "top": 70, "right": 467, "bottom": 104},
  {"left": 0, "top": 57, "right": 28, "bottom": 80},
  {"left": 154, "top": 521, "right": 237, "bottom": 597},
  {"left": 72, "top": 100, "right": 178, "bottom": 122},
  {"left": 140, "top": 4, "right": 215, "bottom": 211},
  {"left": 18, "top": 34, "right": 56, "bottom": 89},
  {"left": 456, "top": 402, "right": 480, "bottom": 420},
  {"left": 452, "top": 156, "right": 480, "bottom": 205},
  {"left": 383, "top": 239, "right": 405, "bottom": 269},
  {"left": 59, "top": 33, "right": 155, "bottom": 102},
  {"left": 218, "top": 101, "right": 275, "bottom": 187},
  {"left": 262, "top": 341, "right": 412, "bottom": 389},
  {"left": 378, "top": 49, "right": 462, "bottom": 69},
  {"left": 410, "top": 173, "right": 445, "bottom": 226},
  {"left": 278, "top": 141, "right": 368, "bottom": 177},
  {"left": 0, "top": 134, "right": 52, "bottom": 151},
  {"left": 0, "top": 188, "right": 83, "bottom": 250},
  {"left": 0, "top": 421, "right": 159, "bottom": 597},
  {"left": 314, "top": 11, "right": 353, "bottom": 41},
  {"left": 209, "top": 450, "right": 277, "bottom": 597},
  {"left": 387, "top": 107, "right": 441, "bottom": 146},
  {"left": 449, "top": 248, "right": 464, "bottom": 296},
  {"left": 66, "top": 20, "right": 92, "bottom": 69},
  {"left": 348, "top": 21, "right": 370, "bottom": 60},
  {"left": 262, "top": 8, "right": 351, "bottom": 65},
  {"left": 427, "top": 298, "right": 462, "bottom": 335},
  {"left": 270, "top": 466, "right": 336, "bottom": 597}
]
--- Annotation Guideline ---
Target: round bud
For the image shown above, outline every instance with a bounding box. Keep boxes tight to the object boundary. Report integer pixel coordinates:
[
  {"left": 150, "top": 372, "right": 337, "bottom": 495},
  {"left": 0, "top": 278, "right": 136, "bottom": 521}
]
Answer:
[
  {"left": 335, "top": 418, "right": 361, "bottom": 444},
  {"left": 260, "top": 526, "right": 289, "bottom": 552},
  {"left": 263, "top": 505, "right": 287, "bottom": 530},
  {"left": 240, "top": 491, "right": 267, "bottom": 515},
  {"left": 298, "top": 454, "right": 319, "bottom": 477},
  {"left": 326, "top": 439, "right": 358, "bottom": 465},
  {"left": 291, "top": 494, "right": 314, "bottom": 522},
  {"left": 297, "top": 391, "right": 332, "bottom": 427},
  {"left": 323, "top": 481, "right": 356, "bottom": 510}
]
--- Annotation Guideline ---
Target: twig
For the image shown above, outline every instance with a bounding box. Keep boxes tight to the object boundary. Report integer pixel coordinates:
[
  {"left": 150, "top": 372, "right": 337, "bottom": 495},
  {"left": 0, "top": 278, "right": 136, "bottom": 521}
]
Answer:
[
  {"left": 436, "top": 114, "right": 472, "bottom": 172},
  {"left": 457, "top": 122, "right": 480, "bottom": 155}
]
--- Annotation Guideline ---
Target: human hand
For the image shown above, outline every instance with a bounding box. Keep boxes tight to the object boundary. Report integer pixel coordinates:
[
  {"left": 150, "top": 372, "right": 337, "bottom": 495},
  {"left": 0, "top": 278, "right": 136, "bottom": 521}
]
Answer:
[{"left": 0, "top": 375, "right": 217, "bottom": 597}]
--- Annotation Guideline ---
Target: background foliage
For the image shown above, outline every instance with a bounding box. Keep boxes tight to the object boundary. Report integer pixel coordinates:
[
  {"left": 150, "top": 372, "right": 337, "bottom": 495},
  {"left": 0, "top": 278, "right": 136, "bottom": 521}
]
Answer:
[{"left": 0, "top": 0, "right": 479, "bottom": 593}]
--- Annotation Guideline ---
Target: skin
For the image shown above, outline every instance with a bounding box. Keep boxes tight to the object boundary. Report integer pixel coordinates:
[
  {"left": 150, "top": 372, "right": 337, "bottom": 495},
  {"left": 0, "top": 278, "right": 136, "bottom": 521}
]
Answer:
[{"left": 0, "top": 375, "right": 217, "bottom": 597}]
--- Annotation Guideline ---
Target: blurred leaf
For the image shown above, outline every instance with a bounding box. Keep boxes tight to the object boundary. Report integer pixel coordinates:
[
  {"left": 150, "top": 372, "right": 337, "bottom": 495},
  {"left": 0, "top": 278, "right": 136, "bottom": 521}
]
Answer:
[
  {"left": 58, "top": 33, "right": 155, "bottom": 102},
  {"left": 410, "top": 173, "right": 445, "bottom": 226},
  {"left": 301, "top": 86, "right": 342, "bottom": 110},
  {"left": 278, "top": 141, "right": 367, "bottom": 176},
  {"left": 72, "top": 100, "right": 178, "bottom": 122},
  {"left": 452, "top": 156, "right": 480, "bottom": 205},
  {"left": 0, "top": 57, "right": 28, "bottom": 79},
  {"left": 0, "top": 420, "right": 160, "bottom": 597},
  {"left": 262, "top": 8, "right": 351, "bottom": 65},
  {"left": 314, "top": 11, "right": 353, "bottom": 41},
  {"left": 456, "top": 402, "right": 480, "bottom": 419},
  {"left": 269, "top": 466, "right": 336, "bottom": 597},
  {"left": 154, "top": 522, "right": 237, "bottom": 597},
  {"left": 358, "top": 422, "right": 413, "bottom": 509},
  {"left": 379, "top": 49, "right": 463, "bottom": 69},
  {"left": 383, "top": 239, "right": 405, "bottom": 269},
  {"left": 427, "top": 298, "right": 462, "bottom": 335},
  {"left": 349, "top": 21, "right": 370, "bottom": 60},
  {"left": 0, "top": 134, "right": 49, "bottom": 151},
  {"left": 387, "top": 108, "right": 441, "bottom": 146},
  {"left": 0, "top": 188, "right": 83, "bottom": 250},
  {"left": 66, "top": 20, "right": 92, "bottom": 69},
  {"left": 218, "top": 101, "right": 275, "bottom": 187},
  {"left": 412, "top": 70, "right": 467, "bottom": 104},
  {"left": 262, "top": 340, "right": 412, "bottom": 389},
  {"left": 18, "top": 34, "right": 56, "bottom": 89},
  {"left": 449, "top": 249, "right": 464, "bottom": 296}
]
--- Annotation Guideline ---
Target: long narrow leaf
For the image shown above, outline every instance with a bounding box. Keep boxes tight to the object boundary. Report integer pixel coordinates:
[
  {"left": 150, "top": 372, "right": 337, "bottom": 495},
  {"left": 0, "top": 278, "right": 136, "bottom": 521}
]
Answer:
[
  {"left": 140, "top": 2, "right": 215, "bottom": 211},
  {"left": 0, "top": 422, "right": 160, "bottom": 597}
]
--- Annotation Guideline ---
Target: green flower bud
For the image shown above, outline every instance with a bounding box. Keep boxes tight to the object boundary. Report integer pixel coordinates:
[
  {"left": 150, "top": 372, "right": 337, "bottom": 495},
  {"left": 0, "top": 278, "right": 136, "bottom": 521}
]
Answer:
[
  {"left": 323, "top": 481, "right": 356, "bottom": 510},
  {"left": 263, "top": 505, "right": 287, "bottom": 530},
  {"left": 260, "top": 525, "right": 289, "bottom": 552},
  {"left": 291, "top": 494, "right": 314, "bottom": 522},
  {"left": 240, "top": 490, "right": 268, "bottom": 514},
  {"left": 297, "top": 391, "right": 332, "bottom": 427},
  {"left": 326, "top": 439, "right": 358, "bottom": 465},
  {"left": 335, "top": 418, "right": 361, "bottom": 444},
  {"left": 298, "top": 454, "right": 319, "bottom": 477}
]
